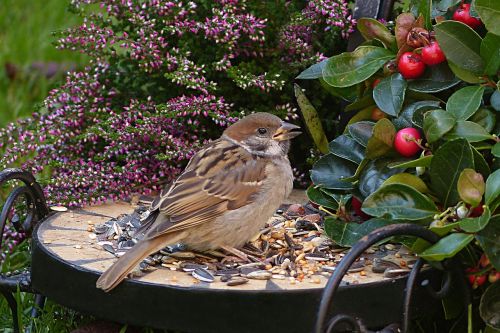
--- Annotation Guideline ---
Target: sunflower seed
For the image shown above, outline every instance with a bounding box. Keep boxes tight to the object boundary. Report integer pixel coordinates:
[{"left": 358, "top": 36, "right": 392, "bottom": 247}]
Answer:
[
  {"left": 192, "top": 268, "right": 214, "bottom": 283},
  {"left": 246, "top": 270, "right": 272, "bottom": 280},
  {"left": 372, "top": 258, "right": 400, "bottom": 274},
  {"left": 305, "top": 253, "right": 328, "bottom": 261},
  {"left": 295, "top": 220, "right": 315, "bottom": 231},
  {"left": 348, "top": 261, "right": 366, "bottom": 273},
  {"left": 215, "top": 269, "right": 239, "bottom": 276},
  {"left": 384, "top": 269, "right": 410, "bottom": 278},
  {"left": 169, "top": 251, "right": 196, "bottom": 259},
  {"left": 112, "top": 222, "right": 123, "bottom": 236},
  {"left": 181, "top": 263, "right": 208, "bottom": 272},
  {"left": 140, "top": 261, "right": 155, "bottom": 271},
  {"left": 240, "top": 267, "right": 259, "bottom": 275},
  {"left": 94, "top": 224, "right": 109, "bottom": 234},
  {"left": 118, "top": 240, "right": 135, "bottom": 249},
  {"left": 143, "top": 257, "right": 155, "bottom": 266},
  {"left": 220, "top": 275, "right": 232, "bottom": 282},
  {"left": 227, "top": 277, "right": 249, "bottom": 286},
  {"left": 102, "top": 244, "right": 115, "bottom": 255},
  {"left": 50, "top": 206, "right": 68, "bottom": 212},
  {"left": 322, "top": 266, "right": 336, "bottom": 273}
]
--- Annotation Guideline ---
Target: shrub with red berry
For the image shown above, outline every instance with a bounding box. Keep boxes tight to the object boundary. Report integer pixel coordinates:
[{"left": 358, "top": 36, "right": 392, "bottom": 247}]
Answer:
[{"left": 297, "top": 0, "right": 500, "bottom": 331}]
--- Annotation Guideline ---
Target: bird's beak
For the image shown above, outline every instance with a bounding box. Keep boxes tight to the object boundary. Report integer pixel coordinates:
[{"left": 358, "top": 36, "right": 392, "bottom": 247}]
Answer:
[{"left": 273, "top": 122, "right": 302, "bottom": 141}]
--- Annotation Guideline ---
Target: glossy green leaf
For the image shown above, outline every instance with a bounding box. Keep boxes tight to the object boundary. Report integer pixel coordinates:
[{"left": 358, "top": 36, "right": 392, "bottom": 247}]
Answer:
[
  {"left": 357, "top": 18, "right": 397, "bottom": 50},
  {"left": 470, "top": 108, "right": 496, "bottom": 132},
  {"left": 423, "top": 109, "right": 457, "bottom": 143},
  {"left": 406, "top": 90, "right": 444, "bottom": 103},
  {"left": 476, "top": 0, "right": 500, "bottom": 36},
  {"left": 323, "top": 46, "right": 394, "bottom": 88},
  {"left": 408, "top": 62, "right": 460, "bottom": 93},
  {"left": 348, "top": 121, "right": 374, "bottom": 147},
  {"left": 491, "top": 90, "right": 500, "bottom": 111},
  {"left": 446, "top": 86, "right": 485, "bottom": 120},
  {"left": 306, "top": 186, "right": 339, "bottom": 210},
  {"left": 345, "top": 93, "right": 374, "bottom": 111},
  {"left": 448, "top": 61, "right": 481, "bottom": 83},
  {"left": 476, "top": 215, "right": 500, "bottom": 271},
  {"left": 311, "top": 154, "right": 358, "bottom": 190},
  {"left": 417, "top": 0, "right": 432, "bottom": 29},
  {"left": 480, "top": 281, "right": 500, "bottom": 329},
  {"left": 358, "top": 158, "right": 406, "bottom": 198},
  {"left": 294, "top": 84, "right": 329, "bottom": 154},
  {"left": 430, "top": 222, "right": 461, "bottom": 237},
  {"left": 341, "top": 159, "right": 370, "bottom": 183},
  {"left": 362, "top": 183, "right": 438, "bottom": 220},
  {"left": 430, "top": 138, "right": 474, "bottom": 207},
  {"left": 328, "top": 134, "right": 366, "bottom": 164},
  {"left": 393, "top": 100, "right": 441, "bottom": 130},
  {"left": 388, "top": 155, "right": 433, "bottom": 168},
  {"left": 373, "top": 73, "right": 407, "bottom": 117},
  {"left": 435, "top": 21, "right": 484, "bottom": 74},
  {"left": 473, "top": 146, "right": 491, "bottom": 179},
  {"left": 480, "top": 33, "right": 500, "bottom": 75},
  {"left": 324, "top": 217, "right": 395, "bottom": 247},
  {"left": 365, "top": 119, "right": 396, "bottom": 159},
  {"left": 445, "top": 121, "right": 494, "bottom": 142},
  {"left": 346, "top": 107, "right": 374, "bottom": 126},
  {"left": 486, "top": 169, "right": 500, "bottom": 206},
  {"left": 432, "top": 0, "right": 461, "bottom": 15},
  {"left": 493, "top": 142, "right": 500, "bottom": 157},
  {"left": 457, "top": 169, "right": 485, "bottom": 207},
  {"left": 382, "top": 173, "right": 429, "bottom": 193},
  {"left": 319, "top": 78, "right": 357, "bottom": 102},
  {"left": 460, "top": 206, "right": 491, "bottom": 232},
  {"left": 296, "top": 59, "right": 327, "bottom": 79},
  {"left": 419, "top": 233, "right": 474, "bottom": 261}
]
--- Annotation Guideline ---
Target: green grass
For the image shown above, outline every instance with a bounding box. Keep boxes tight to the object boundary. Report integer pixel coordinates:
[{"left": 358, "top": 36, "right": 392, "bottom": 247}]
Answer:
[{"left": 0, "top": 0, "right": 87, "bottom": 126}]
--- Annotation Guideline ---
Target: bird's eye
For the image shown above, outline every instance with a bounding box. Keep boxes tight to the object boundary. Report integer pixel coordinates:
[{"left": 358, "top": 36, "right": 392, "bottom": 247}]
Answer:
[{"left": 257, "top": 128, "right": 267, "bottom": 135}]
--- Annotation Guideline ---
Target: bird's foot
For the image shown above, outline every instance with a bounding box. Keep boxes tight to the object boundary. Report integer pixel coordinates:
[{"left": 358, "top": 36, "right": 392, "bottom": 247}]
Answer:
[{"left": 220, "top": 245, "right": 250, "bottom": 262}]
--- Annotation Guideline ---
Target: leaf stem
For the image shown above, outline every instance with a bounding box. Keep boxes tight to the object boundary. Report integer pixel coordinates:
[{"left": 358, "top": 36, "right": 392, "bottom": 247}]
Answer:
[{"left": 319, "top": 206, "right": 337, "bottom": 217}]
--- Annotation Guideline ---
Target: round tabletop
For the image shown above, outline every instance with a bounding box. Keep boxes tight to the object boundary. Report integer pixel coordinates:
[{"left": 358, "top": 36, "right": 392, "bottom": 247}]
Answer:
[{"left": 30, "top": 193, "right": 443, "bottom": 333}]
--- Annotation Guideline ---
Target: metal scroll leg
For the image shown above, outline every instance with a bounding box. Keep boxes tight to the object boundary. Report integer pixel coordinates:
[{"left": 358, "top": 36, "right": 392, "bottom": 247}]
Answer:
[
  {"left": 26, "top": 294, "right": 46, "bottom": 333},
  {"left": 0, "top": 288, "right": 20, "bottom": 333}
]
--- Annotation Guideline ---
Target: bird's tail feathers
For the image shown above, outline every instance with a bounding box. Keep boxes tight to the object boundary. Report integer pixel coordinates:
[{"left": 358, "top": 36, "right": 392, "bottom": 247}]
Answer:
[{"left": 96, "top": 235, "right": 177, "bottom": 292}]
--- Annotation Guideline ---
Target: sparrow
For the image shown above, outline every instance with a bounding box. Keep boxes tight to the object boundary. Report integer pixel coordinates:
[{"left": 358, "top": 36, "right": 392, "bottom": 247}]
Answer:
[{"left": 96, "top": 112, "right": 301, "bottom": 291}]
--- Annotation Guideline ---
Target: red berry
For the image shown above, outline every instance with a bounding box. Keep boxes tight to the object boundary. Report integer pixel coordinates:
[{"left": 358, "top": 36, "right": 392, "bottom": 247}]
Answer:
[
  {"left": 466, "top": 267, "right": 478, "bottom": 285},
  {"left": 394, "top": 128, "right": 422, "bottom": 157},
  {"left": 351, "top": 197, "right": 370, "bottom": 221},
  {"left": 475, "top": 274, "right": 487, "bottom": 288},
  {"left": 489, "top": 271, "right": 500, "bottom": 284},
  {"left": 469, "top": 205, "right": 484, "bottom": 217},
  {"left": 398, "top": 52, "right": 426, "bottom": 79},
  {"left": 421, "top": 42, "right": 446, "bottom": 65},
  {"left": 453, "top": 3, "right": 482, "bottom": 29},
  {"left": 479, "top": 253, "right": 491, "bottom": 268}
]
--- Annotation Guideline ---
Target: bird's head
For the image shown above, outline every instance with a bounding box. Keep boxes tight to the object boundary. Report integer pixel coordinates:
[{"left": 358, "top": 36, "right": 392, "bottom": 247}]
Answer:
[{"left": 223, "top": 112, "right": 301, "bottom": 156}]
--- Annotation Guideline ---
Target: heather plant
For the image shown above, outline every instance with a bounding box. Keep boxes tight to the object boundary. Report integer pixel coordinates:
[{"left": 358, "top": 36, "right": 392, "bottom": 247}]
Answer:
[{"left": 0, "top": 0, "right": 355, "bottom": 207}]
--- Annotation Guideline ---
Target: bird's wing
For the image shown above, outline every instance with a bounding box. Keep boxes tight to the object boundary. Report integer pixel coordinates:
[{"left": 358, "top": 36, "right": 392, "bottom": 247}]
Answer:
[{"left": 145, "top": 139, "right": 267, "bottom": 238}]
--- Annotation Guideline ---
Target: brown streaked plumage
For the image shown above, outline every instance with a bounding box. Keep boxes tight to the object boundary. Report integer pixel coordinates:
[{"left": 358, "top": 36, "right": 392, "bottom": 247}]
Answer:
[{"left": 96, "top": 113, "right": 300, "bottom": 292}]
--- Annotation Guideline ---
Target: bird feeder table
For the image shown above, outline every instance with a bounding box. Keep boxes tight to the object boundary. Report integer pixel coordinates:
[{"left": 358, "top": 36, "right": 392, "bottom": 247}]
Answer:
[{"left": 30, "top": 193, "right": 444, "bottom": 333}]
